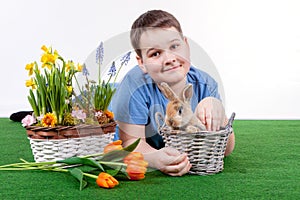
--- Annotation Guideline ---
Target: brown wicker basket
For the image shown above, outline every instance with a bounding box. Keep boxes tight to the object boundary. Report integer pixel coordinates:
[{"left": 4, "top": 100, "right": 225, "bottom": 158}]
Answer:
[
  {"left": 157, "top": 113, "right": 235, "bottom": 175},
  {"left": 25, "top": 122, "right": 116, "bottom": 162}
]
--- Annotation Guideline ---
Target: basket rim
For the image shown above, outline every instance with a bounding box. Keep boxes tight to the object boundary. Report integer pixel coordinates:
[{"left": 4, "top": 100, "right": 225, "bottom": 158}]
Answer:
[
  {"left": 159, "top": 127, "right": 232, "bottom": 136},
  {"left": 25, "top": 121, "right": 117, "bottom": 131},
  {"left": 25, "top": 122, "right": 117, "bottom": 140},
  {"left": 27, "top": 132, "right": 115, "bottom": 142},
  {"left": 158, "top": 112, "right": 235, "bottom": 136}
]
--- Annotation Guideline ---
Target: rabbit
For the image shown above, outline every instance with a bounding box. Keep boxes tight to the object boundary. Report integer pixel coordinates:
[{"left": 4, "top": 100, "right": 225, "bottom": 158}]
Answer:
[{"left": 159, "top": 82, "right": 206, "bottom": 133}]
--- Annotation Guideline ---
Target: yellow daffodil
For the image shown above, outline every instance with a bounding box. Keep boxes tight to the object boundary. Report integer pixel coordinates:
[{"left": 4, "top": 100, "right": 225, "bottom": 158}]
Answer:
[
  {"left": 40, "top": 47, "right": 59, "bottom": 69},
  {"left": 25, "top": 63, "right": 35, "bottom": 76},
  {"left": 65, "top": 60, "right": 74, "bottom": 72},
  {"left": 41, "top": 54, "right": 54, "bottom": 69},
  {"left": 77, "top": 63, "right": 83, "bottom": 72},
  {"left": 41, "top": 45, "right": 49, "bottom": 53},
  {"left": 26, "top": 45, "right": 83, "bottom": 126},
  {"left": 25, "top": 78, "right": 36, "bottom": 89},
  {"left": 41, "top": 113, "right": 57, "bottom": 127},
  {"left": 65, "top": 63, "right": 70, "bottom": 72},
  {"left": 53, "top": 50, "right": 59, "bottom": 57},
  {"left": 67, "top": 86, "right": 73, "bottom": 94}
]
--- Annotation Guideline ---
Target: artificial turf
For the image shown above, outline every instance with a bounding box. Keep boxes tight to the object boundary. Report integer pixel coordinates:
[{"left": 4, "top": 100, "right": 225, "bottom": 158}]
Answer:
[{"left": 0, "top": 118, "right": 299, "bottom": 199}]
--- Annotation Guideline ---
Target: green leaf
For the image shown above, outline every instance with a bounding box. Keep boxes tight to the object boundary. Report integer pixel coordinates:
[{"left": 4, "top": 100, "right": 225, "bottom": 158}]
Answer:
[
  {"left": 123, "top": 138, "right": 141, "bottom": 152},
  {"left": 105, "top": 166, "right": 122, "bottom": 177},
  {"left": 75, "top": 165, "right": 98, "bottom": 173},
  {"left": 69, "top": 168, "right": 88, "bottom": 191},
  {"left": 57, "top": 157, "right": 104, "bottom": 171},
  {"left": 28, "top": 90, "right": 39, "bottom": 116},
  {"left": 101, "top": 162, "right": 123, "bottom": 176},
  {"left": 100, "top": 138, "right": 140, "bottom": 162}
]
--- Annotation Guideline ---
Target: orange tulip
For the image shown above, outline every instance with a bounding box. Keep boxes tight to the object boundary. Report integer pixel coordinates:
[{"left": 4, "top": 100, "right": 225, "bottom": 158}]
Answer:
[
  {"left": 123, "top": 152, "right": 148, "bottom": 180},
  {"left": 96, "top": 172, "right": 119, "bottom": 189},
  {"left": 103, "top": 140, "right": 123, "bottom": 153}
]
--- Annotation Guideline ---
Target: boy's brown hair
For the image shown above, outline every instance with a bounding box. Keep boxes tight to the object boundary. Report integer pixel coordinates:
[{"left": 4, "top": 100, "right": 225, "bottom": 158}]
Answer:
[{"left": 130, "top": 10, "right": 183, "bottom": 58}]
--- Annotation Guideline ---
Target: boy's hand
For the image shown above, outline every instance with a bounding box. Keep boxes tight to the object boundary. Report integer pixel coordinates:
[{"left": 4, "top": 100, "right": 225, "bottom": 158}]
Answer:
[
  {"left": 196, "top": 97, "right": 225, "bottom": 131},
  {"left": 147, "top": 147, "right": 191, "bottom": 176}
]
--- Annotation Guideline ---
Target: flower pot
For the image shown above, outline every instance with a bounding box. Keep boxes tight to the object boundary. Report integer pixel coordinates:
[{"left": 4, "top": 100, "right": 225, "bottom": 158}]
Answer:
[{"left": 25, "top": 122, "right": 117, "bottom": 162}]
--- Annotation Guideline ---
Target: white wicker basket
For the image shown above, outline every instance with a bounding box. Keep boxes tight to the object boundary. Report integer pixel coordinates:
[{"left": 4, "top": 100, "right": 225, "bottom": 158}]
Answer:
[
  {"left": 26, "top": 123, "right": 116, "bottom": 162},
  {"left": 157, "top": 113, "right": 235, "bottom": 175}
]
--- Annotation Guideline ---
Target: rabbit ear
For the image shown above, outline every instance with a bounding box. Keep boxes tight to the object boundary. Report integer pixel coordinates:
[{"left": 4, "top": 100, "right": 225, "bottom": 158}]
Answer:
[
  {"left": 181, "top": 84, "right": 193, "bottom": 102},
  {"left": 160, "top": 82, "right": 178, "bottom": 101}
]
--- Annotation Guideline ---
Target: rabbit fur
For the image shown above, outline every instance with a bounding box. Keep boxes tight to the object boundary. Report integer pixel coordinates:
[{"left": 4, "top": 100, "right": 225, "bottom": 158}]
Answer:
[{"left": 159, "top": 82, "right": 206, "bottom": 132}]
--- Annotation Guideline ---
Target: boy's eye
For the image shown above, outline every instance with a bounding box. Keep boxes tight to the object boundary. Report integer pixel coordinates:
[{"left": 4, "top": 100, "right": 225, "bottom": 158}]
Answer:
[
  {"left": 150, "top": 51, "right": 160, "bottom": 57},
  {"left": 170, "top": 44, "right": 180, "bottom": 50}
]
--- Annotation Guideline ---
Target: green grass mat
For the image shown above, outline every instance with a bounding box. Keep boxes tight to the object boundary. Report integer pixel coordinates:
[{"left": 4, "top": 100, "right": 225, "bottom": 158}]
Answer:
[{"left": 0, "top": 119, "right": 299, "bottom": 199}]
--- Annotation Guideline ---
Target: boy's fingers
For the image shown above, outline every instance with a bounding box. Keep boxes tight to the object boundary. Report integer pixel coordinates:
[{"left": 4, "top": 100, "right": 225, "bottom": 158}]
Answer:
[
  {"left": 198, "top": 107, "right": 206, "bottom": 125},
  {"left": 165, "top": 156, "right": 191, "bottom": 176}
]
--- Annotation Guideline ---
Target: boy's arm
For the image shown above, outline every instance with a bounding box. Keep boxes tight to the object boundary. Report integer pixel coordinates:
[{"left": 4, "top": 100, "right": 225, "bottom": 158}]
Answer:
[
  {"left": 225, "top": 133, "right": 235, "bottom": 156},
  {"left": 117, "top": 121, "right": 191, "bottom": 176},
  {"left": 195, "top": 97, "right": 235, "bottom": 156},
  {"left": 117, "top": 121, "right": 157, "bottom": 153}
]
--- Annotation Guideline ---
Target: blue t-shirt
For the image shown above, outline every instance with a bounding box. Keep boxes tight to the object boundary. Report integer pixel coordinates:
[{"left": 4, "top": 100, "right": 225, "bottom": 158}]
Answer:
[{"left": 111, "top": 65, "right": 220, "bottom": 149}]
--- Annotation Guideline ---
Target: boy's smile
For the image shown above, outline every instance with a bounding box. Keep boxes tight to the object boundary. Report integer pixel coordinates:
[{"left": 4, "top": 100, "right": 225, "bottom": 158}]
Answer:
[{"left": 136, "top": 27, "right": 191, "bottom": 86}]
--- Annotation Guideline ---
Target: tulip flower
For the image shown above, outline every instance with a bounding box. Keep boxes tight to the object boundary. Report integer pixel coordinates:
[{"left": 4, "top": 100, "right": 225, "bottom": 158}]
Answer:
[
  {"left": 0, "top": 138, "right": 143, "bottom": 190},
  {"left": 103, "top": 140, "right": 123, "bottom": 153},
  {"left": 123, "top": 152, "right": 148, "bottom": 180},
  {"left": 96, "top": 172, "right": 119, "bottom": 189}
]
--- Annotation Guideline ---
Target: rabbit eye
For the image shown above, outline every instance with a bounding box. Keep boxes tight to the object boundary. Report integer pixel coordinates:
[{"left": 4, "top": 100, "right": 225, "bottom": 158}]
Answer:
[{"left": 178, "top": 106, "right": 183, "bottom": 115}]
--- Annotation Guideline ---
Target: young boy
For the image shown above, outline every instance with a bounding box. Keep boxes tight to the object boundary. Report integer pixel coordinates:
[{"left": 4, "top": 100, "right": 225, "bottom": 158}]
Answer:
[{"left": 112, "top": 10, "right": 235, "bottom": 176}]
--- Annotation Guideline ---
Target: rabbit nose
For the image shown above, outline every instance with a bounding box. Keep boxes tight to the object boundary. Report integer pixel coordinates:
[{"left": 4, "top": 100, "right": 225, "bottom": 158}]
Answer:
[
  {"left": 168, "top": 119, "right": 178, "bottom": 128},
  {"left": 168, "top": 118, "right": 174, "bottom": 125}
]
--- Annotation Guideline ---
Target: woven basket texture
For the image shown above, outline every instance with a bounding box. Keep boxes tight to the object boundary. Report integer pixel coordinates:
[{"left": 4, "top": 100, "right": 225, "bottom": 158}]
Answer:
[
  {"left": 158, "top": 113, "right": 235, "bottom": 175},
  {"left": 25, "top": 123, "right": 116, "bottom": 162}
]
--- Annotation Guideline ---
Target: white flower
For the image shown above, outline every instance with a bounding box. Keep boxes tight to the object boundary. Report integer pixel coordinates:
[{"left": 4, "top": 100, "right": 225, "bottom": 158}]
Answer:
[
  {"left": 71, "top": 109, "right": 87, "bottom": 122},
  {"left": 95, "top": 111, "right": 103, "bottom": 117},
  {"left": 21, "top": 115, "right": 36, "bottom": 127},
  {"left": 37, "top": 114, "right": 44, "bottom": 121}
]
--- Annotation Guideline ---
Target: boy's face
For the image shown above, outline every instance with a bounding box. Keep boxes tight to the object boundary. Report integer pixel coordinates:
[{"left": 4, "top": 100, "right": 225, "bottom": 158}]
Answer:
[{"left": 136, "top": 27, "right": 191, "bottom": 85}]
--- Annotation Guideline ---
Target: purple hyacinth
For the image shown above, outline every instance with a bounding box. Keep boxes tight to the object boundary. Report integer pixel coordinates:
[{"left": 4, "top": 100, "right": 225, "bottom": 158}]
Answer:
[
  {"left": 96, "top": 42, "right": 104, "bottom": 65},
  {"left": 120, "top": 51, "right": 131, "bottom": 66},
  {"left": 108, "top": 61, "right": 116, "bottom": 76},
  {"left": 82, "top": 64, "right": 89, "bottom": 76}
]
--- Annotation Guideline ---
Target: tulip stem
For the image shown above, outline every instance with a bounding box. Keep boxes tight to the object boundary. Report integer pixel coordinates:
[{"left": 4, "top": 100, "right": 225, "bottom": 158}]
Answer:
[
  {"left": 82, "top": 172, "right": 98, "bottom": 179},
  {"left": 99, "top": 161, "right": 127, "bottom": 167}
]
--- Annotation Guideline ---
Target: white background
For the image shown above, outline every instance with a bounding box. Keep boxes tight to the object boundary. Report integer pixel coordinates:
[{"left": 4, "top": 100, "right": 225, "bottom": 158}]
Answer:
[{"left": 1, "top": 0, "right": 299, "bottom": 119}]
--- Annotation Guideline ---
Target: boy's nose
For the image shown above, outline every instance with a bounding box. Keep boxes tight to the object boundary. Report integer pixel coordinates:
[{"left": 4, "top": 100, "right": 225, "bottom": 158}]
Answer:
[{"left": 164, "top": 51, "right": 176, "bottom": 64}]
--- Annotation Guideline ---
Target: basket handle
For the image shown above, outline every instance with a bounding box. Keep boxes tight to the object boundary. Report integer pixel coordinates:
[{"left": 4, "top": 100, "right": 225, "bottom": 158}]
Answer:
[
  {"left": 155, "top": 112, "right": 165, "bottom": 132},
  {"left": 225, "top": 112, "right": 236, "bottom": 131}
]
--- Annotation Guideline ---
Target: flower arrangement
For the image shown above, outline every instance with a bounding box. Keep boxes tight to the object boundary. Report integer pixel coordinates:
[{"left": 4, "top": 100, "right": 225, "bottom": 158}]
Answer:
[
  {"left": 24, "top": 45, "right": 82, "bottom": 127},
  {"left": 22, "top": 44, "right": 132, "bottom": 163},
  {"left": 0, "top": 139, "right": 149, "bottom": 190},
  {"left": 73, "top": 42, "right": 131, "bottom": 125},
  {"left": 23, "top": 44, "right": 131, "bottom": 127}
]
